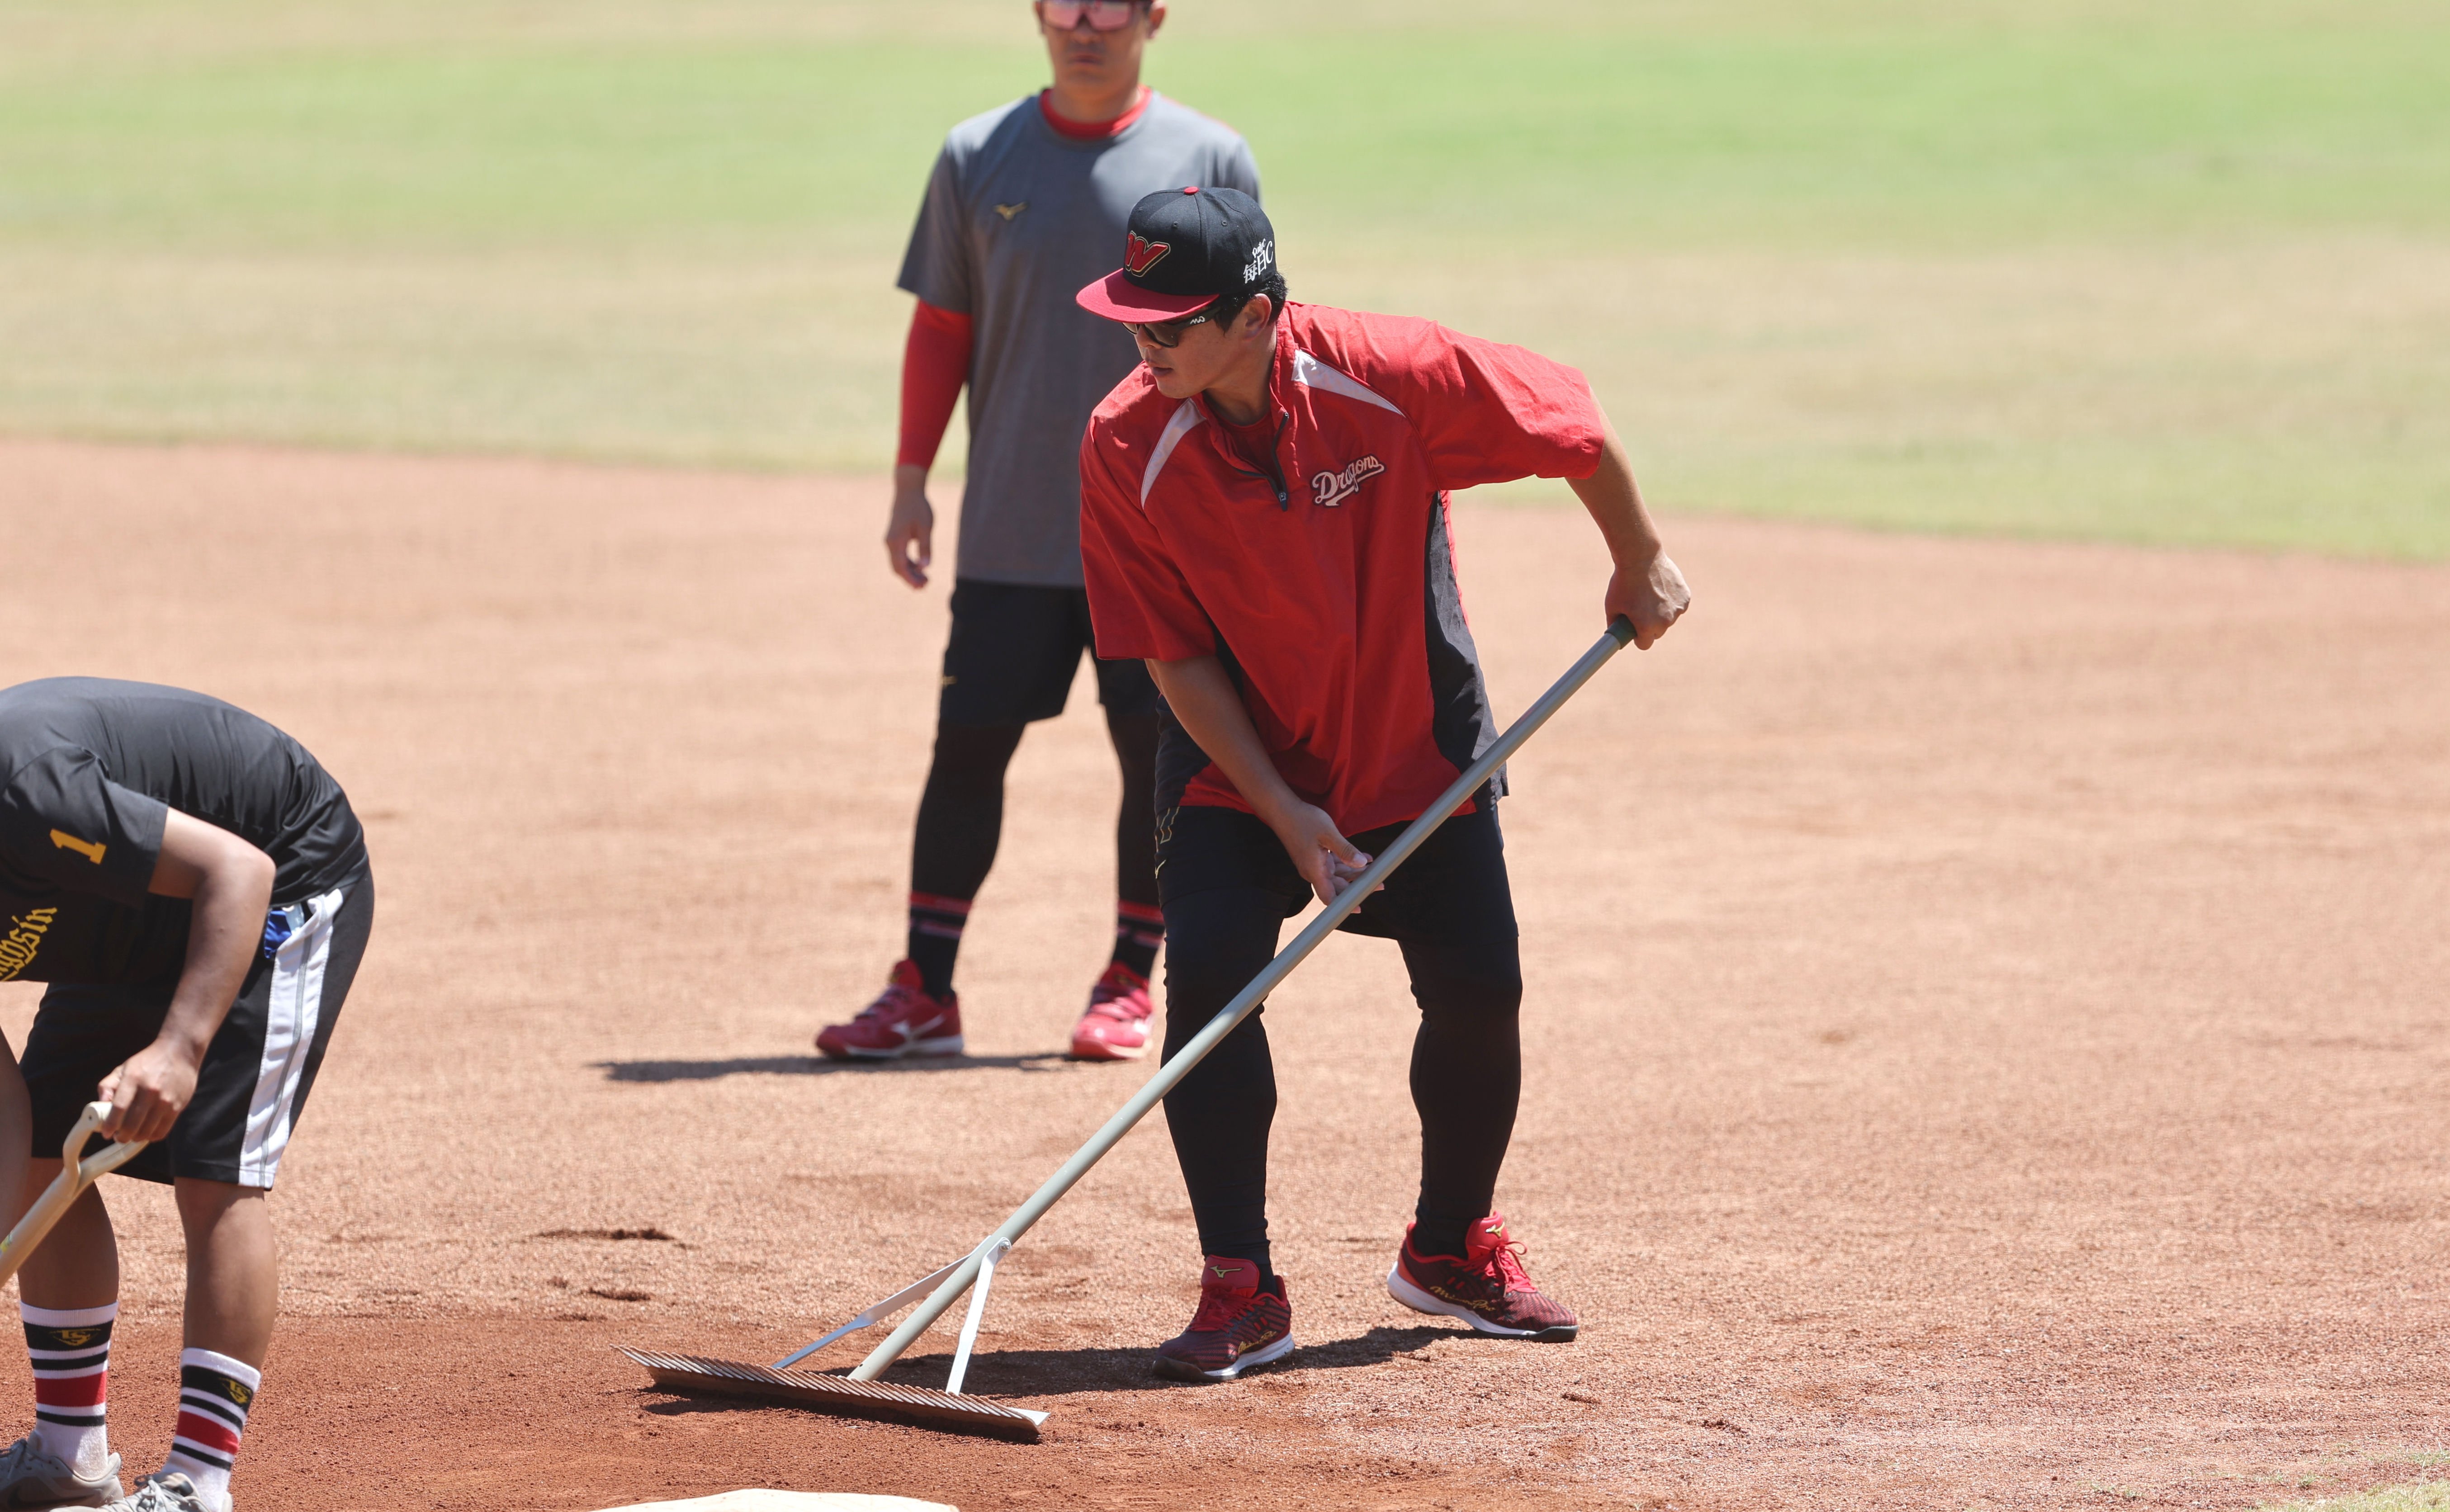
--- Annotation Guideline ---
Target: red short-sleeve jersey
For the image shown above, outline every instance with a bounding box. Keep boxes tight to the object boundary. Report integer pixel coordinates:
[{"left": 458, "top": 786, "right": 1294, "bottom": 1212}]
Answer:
[{"left": 1078, "top": 303, "right": 1606, "bottom": 834}]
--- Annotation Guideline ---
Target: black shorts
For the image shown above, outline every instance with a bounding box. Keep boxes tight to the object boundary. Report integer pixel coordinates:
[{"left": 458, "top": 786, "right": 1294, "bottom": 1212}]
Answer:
[
  {"left": 939, "top": 579, "right": 1160, "bottom": 728},
  {"left": 24, "top": 869, "right": 374, "bottom": 1189},
  {"left": 1155, "top": 797, "right": 1516, "bottom": 946}
]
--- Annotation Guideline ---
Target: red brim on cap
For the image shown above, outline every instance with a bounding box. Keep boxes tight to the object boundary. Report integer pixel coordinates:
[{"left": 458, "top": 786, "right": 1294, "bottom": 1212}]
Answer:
[{"left": 1075, "top": 269, "right": 1216, "bottom": 322}]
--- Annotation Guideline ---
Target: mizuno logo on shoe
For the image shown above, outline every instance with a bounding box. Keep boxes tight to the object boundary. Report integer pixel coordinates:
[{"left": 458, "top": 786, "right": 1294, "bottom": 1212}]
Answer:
[{"left": 1430, "top": 1282, "right": 1499, "bottom": 1311}]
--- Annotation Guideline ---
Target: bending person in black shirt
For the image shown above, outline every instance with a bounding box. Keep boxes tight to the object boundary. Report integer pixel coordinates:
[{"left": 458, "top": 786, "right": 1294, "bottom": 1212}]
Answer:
[{"left": 0, "top": 679, "right": 374, "bottom": 1512}]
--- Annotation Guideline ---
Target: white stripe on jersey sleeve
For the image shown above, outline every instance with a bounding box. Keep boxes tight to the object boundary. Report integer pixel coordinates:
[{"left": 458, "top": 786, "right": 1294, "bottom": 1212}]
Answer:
[
  {"left": 1140, "top": 398, "right": 1207, "bottom": 508},
  {"left": 1292, "top": 349, "right": 1405, "bottom": 417}
]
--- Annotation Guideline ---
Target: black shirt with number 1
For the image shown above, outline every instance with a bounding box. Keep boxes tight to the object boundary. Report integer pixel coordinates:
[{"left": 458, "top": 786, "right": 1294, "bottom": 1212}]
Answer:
[{"left": 0, "top": 679, "right": 366, "bottom": 987}]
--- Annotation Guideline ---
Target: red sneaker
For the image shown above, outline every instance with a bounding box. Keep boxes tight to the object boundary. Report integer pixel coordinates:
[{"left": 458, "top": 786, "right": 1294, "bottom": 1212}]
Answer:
[
  {"left": 1154, "top": 1256, "right": 1296, "bottom": 1383},
  {"left": 1386, "top": 1213, "right": 1580, "bottom": 1341},
  {"left": 814, "top": 960, "right": 965, "bottom": 1060},
  {"left": 1069, "top": 964, "right": 1154, "bottom": 1060}
]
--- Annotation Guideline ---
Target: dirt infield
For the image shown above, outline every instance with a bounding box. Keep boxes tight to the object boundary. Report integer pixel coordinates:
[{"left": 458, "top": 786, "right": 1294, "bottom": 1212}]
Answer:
[{"left": 0, "top": 439, "right": 2442, "bottom": 1511}]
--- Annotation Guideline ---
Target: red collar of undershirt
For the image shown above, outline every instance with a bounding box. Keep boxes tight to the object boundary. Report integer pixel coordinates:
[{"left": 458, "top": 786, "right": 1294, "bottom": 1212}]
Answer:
[{"left": 1039, "top": 85, "right": 1153, "bottom": 140}]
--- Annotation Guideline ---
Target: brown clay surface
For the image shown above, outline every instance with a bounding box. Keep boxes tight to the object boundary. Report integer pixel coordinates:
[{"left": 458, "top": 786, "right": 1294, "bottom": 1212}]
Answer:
[{"left": 0, "top": 438, "right": 2443, "bottom": 1511}]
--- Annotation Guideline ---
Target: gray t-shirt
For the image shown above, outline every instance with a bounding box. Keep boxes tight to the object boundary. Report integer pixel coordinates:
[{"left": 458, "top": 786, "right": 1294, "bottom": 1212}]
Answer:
[{"left": 899, "top": 93, "right": 1261, "bottom": 588}]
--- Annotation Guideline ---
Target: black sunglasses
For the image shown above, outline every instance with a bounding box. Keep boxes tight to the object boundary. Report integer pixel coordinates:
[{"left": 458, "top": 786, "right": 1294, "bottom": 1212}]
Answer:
[{"left": 1123, "top": 309, "right": 1218, "bottom": 349}]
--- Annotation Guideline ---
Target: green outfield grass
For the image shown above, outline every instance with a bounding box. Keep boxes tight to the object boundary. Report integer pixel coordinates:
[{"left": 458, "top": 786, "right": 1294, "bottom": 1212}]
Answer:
[
  {"left": 2262, "top": 1484, "right": 2450, "bottom": 1512},
  {"left": 1, "top": 0, "right": 2445, "bottom": 554}
]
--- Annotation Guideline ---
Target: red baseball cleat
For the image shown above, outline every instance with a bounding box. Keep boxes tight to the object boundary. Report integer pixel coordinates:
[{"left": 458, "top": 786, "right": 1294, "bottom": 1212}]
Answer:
[
  {"left": 1069, "top": 963, "right": 1154, "bottom": 1060},
  {"left": 1153, "top": 1256, "right": 1296, "bottom": 1382},
  {"left": 1386, "top": 1213, "right": 1580, "bottom": 1341},
  {"left": 815, "top": 960, "right": 965, "bottom": 1060}
]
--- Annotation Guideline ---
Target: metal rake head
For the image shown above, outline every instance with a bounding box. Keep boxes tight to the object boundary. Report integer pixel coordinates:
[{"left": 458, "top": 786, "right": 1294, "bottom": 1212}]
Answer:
[{"left": 620, "top": 1348, "right": 1046, "bottom": 1443}]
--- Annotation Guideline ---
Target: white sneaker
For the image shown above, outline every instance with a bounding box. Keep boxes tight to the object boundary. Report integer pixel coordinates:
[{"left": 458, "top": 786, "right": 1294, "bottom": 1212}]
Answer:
[
  {"left": 102, "top": 1473, "right": 222, "bottom": 1512},
  {"left": 0, "top": 1432, "right": 124, "bottom": 1507}
]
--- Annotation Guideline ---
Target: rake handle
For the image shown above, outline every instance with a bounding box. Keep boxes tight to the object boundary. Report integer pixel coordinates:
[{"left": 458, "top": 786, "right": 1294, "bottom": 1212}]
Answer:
[
  {"left": 0, "top": 1103, "right": 148, "bottom": 1292},
  {"left": 847, "top": 617, "right": 1637, "bottom": 1382}
]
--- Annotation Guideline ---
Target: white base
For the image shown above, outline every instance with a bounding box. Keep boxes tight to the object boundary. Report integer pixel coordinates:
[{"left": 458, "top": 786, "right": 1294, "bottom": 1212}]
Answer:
[{"left": 596, "top": 1496, "right": 955, "bottom": 1512}]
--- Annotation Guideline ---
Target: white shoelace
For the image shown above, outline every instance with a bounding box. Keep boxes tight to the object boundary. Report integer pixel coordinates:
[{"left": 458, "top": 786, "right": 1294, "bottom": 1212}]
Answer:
[{"left": 114, "top": 1475, "right": 207, "bottom": 1512}]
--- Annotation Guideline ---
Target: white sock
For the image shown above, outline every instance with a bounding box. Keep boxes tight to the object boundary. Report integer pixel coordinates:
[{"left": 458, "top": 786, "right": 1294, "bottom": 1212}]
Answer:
[
  {"left": 22, "top": 1301, "right": 116, "bottom": 1479},
  {"left": 161, "top": 1347, "right": 258, "bottom": 1511}
]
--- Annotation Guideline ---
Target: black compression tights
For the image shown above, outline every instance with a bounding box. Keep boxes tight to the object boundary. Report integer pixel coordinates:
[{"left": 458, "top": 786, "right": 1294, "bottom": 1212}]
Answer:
[
  {"left": 907, "top": 713, "right": 1161, "bottom": 984},
  {"left": 1159, "top": 893, "right": 1523, "bottom": 1276}
]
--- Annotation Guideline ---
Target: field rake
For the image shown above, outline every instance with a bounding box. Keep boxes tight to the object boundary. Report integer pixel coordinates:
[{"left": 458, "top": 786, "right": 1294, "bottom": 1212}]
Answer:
[{"left": 623, "top": 619, "right": 1641, "bottom": 1439}]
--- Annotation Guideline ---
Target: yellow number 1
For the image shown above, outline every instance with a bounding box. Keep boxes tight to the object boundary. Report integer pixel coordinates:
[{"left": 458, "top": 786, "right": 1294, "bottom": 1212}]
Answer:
[{"left": 49, "top": 831, "right": 106, "bottom": 865}]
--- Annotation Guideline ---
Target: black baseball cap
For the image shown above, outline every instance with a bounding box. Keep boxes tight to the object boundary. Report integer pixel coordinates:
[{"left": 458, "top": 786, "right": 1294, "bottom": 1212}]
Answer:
[{"left": 1076, "top": 185, "right": 1277, "bottom": 322}]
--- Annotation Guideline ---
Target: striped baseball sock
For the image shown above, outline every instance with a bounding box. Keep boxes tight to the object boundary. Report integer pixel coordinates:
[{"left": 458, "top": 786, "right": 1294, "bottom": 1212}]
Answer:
[
  {"left": 905, "top": 892, "right": 972, "bottom": 998},
  {"left": 163, "top": 1348, "right": 259, "bottom": 1507},
  {"left": 23, "top": 1302, "right": 114, "bottom": 1478},
  {"left": 1111, "top": 899, "right": 1164, "bottom": 981}
]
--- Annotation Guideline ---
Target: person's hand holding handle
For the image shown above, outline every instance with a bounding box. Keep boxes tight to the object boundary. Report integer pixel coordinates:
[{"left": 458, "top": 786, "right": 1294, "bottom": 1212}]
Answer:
[{"left": 0, "top": 1102, "right": 149, "bottom": 1289}]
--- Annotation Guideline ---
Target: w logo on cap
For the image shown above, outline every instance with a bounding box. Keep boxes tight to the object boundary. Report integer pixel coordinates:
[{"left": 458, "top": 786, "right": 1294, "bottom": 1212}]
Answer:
[{"left": 1122, "top": 231, "right": 1172, "bottom": 278}]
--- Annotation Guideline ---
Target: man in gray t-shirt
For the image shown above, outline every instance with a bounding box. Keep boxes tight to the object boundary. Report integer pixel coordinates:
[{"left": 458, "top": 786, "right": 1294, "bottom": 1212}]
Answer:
[{"left": 817, "top": 0, "right": 1260, "bottom": 1065}]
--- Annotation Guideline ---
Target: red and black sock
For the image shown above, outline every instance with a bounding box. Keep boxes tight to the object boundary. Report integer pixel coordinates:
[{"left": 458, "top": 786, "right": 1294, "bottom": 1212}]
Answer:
[
  {"left": 24, "top": 1301, "right": 114, "bottom": 1477},
  {"left": 1111, "top": 899, "right": 1164, "bottom": 981},
  {"left": 164, "top": 1347, "right": 259, "bottom": 1505},
  {"left": 905, "top": 892, "right": 971, "bottom": 999}
]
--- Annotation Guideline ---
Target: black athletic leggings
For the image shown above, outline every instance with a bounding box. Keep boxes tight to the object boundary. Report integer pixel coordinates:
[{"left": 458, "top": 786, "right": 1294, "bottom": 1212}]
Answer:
[
  {"left": 1157, "top": 803, "right": 1523, "bottom": 1276},
  {"left": 910, "top": 711, "right": 1161, "bottom": 909}
]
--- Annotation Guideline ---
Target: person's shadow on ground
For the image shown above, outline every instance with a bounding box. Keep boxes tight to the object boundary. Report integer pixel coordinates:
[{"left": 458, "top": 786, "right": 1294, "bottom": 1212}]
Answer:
[
  {"left": 594, "top": 1053, "right": 1073, "bottom": 1082},
  {"left": 925, "top": 1325, "right": 1467, "bottom": 1399}
]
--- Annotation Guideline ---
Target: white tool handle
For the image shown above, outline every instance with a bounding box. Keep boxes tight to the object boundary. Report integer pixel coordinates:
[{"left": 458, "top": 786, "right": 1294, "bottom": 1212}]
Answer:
[
  {"left": 943, "top": 1238, "right": 1011, "bottom": 1396},
  {"left": 0, "top": 1103, "right": 149, "bottom": 1290},
  {"left": 771, "top": 1255, "right": 970, "bottom": 1370}
]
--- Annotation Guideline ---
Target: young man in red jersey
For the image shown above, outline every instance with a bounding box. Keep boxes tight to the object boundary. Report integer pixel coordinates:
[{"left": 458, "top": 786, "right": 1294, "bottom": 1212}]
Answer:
[
  {"left": 816, "top": 0, "right": 1259, "bottom": 1064},
  {"left": 1074, "top": 187, "right": 1689, "bottom": 1380}
]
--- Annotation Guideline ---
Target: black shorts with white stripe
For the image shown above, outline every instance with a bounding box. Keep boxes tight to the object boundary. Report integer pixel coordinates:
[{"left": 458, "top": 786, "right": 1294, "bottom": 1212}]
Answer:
[{"left": 23, "top": 867, "right": 374, "bottom": 1189}]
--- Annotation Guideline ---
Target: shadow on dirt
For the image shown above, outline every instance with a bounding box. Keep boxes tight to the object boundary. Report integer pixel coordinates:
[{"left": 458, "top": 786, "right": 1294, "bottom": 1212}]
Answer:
[
  {"left": 635, "top": 1323, "right": 1468, "bottom": 1417},
  {"left": 595, "top": 1054, "right": 1071, "bottom": 1082},
  {"left": 907, "top": 1321, "right": 1467, "bottom": 1395}
]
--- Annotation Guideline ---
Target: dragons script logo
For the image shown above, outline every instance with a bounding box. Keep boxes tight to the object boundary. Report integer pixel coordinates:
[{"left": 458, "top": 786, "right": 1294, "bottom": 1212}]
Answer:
[{"left": 1311, "top": 454, "right": 1386, "bottom": 507}]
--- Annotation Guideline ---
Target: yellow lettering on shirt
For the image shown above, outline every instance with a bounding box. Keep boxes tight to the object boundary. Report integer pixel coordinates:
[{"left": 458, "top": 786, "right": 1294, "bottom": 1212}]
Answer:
[
  {"left": 0, "top": 909, "right": 57, "bottom": 983},
  {"left": 49, "top": 831, "right": 105, "bottom": 865}
]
